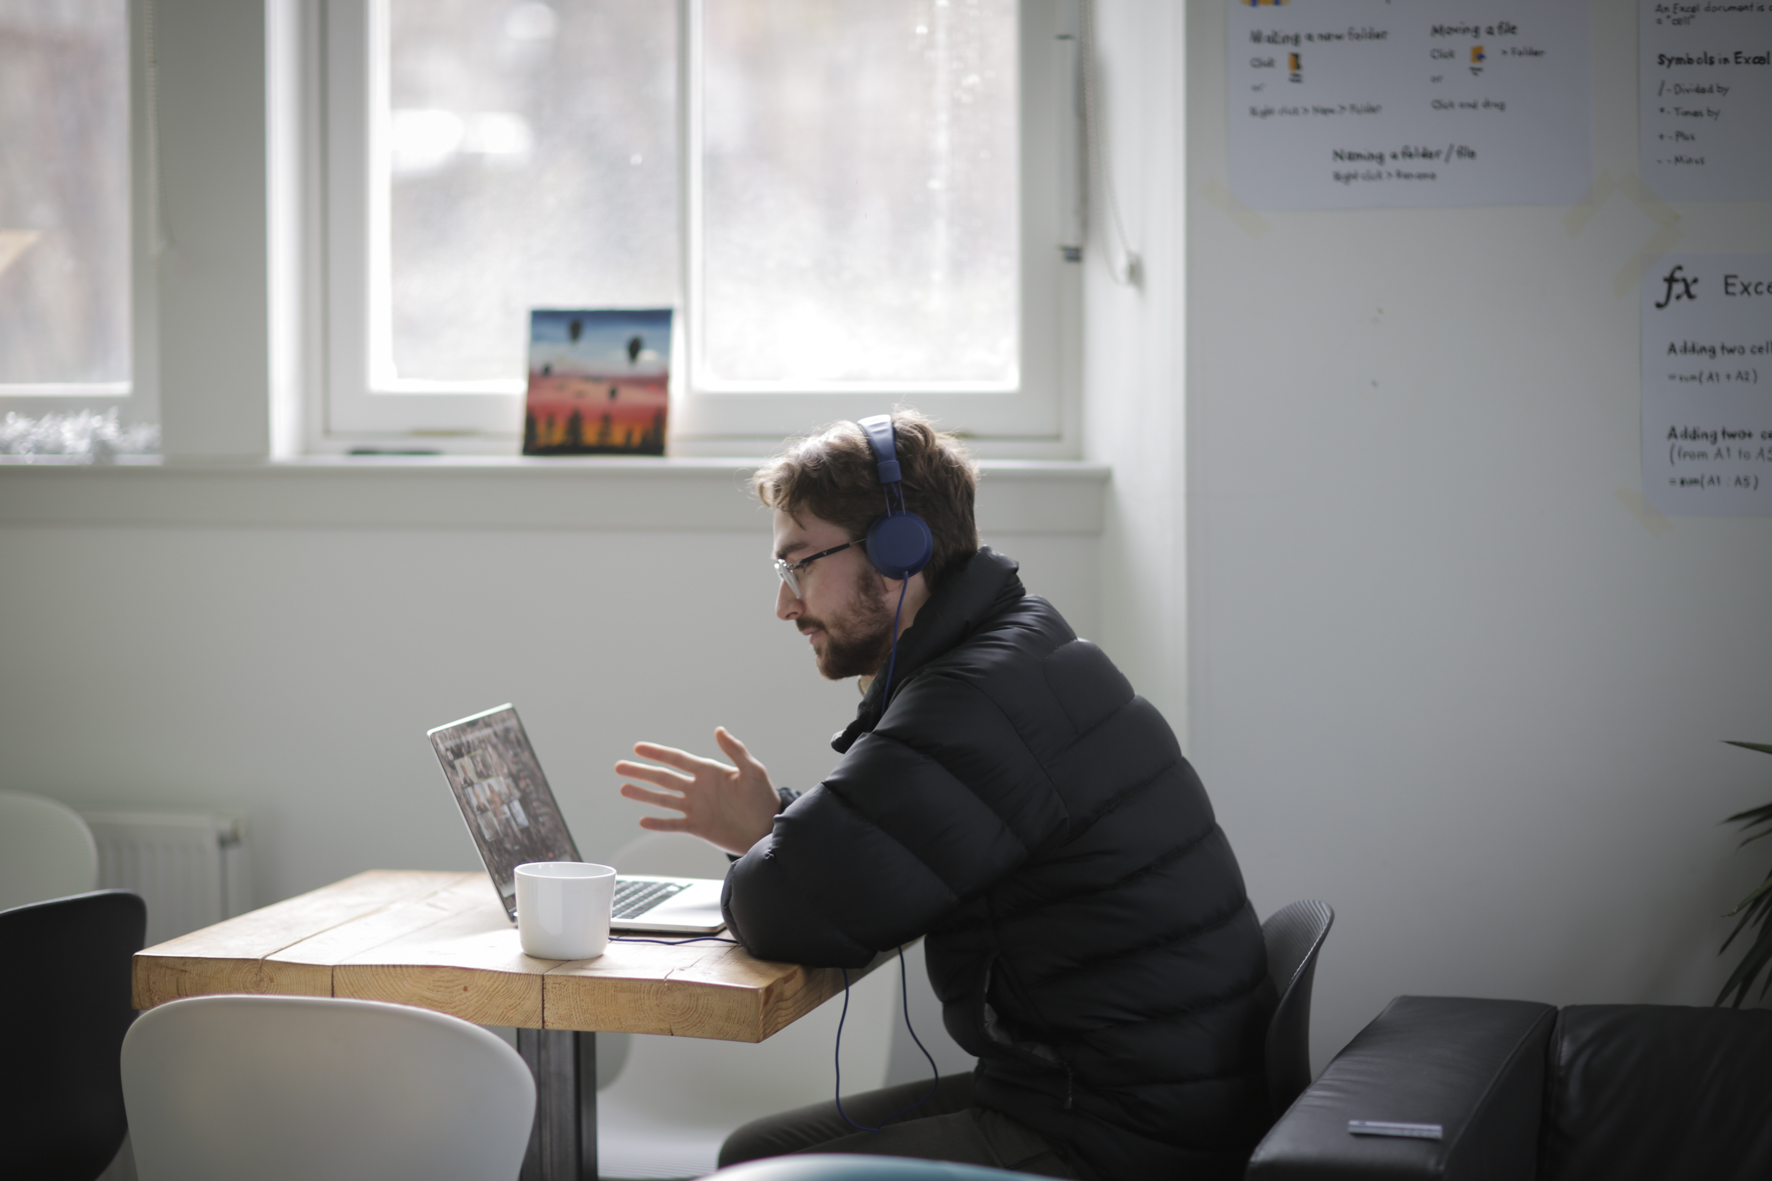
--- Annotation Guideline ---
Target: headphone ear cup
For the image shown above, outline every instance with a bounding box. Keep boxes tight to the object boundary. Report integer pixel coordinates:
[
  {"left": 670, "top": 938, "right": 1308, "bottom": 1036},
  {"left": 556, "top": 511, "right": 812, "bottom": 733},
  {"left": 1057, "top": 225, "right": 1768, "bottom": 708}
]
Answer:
[{"left": 866, "top": 511, "right": 934, "bottom": 578}]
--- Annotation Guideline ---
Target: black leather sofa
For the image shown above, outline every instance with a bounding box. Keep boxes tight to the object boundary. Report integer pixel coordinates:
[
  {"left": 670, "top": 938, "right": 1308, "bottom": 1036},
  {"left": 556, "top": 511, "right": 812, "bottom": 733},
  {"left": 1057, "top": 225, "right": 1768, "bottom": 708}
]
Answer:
[{"left": 1247, "top": 995, "right": 1772, "bottom": 1181}]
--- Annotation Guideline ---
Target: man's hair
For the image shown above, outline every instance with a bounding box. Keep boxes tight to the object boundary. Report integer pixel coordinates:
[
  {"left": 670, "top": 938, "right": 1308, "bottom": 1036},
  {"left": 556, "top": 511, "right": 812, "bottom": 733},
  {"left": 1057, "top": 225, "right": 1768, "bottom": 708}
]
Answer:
[{"left": 751, "top": 409, "right": 980, "bottom": 589}]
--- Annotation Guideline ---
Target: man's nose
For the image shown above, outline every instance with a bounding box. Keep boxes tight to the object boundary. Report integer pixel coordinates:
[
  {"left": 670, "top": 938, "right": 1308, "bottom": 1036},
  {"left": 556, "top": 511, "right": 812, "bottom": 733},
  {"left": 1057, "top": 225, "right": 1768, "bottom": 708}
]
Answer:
[{"left": 776, "top": 578, "right": 801, "bottom": 621}]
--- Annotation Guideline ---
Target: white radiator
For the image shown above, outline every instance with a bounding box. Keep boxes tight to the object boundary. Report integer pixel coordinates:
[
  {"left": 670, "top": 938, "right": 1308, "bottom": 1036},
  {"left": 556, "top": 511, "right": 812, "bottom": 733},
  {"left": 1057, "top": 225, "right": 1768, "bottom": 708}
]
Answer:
[{"left": 79, "top": 811, "right": 250, "bottom": 948}]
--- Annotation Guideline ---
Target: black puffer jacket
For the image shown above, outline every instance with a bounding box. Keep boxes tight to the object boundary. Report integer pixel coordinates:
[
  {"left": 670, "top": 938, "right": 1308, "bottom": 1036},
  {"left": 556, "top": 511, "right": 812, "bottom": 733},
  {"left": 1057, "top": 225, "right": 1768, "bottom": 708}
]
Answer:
[{"left": 723, "top": 549, "right": 1273, "bottom": 1180}]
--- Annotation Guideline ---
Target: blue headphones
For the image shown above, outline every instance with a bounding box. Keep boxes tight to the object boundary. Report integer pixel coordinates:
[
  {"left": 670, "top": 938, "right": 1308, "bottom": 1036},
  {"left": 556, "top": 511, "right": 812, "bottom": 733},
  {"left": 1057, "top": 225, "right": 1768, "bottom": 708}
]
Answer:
[
  {"left": 834, "top": 423, "right": 943, "bottom": 1134},
  {"left": 856, "top": 415, "right": 934, "bottom": 580}
]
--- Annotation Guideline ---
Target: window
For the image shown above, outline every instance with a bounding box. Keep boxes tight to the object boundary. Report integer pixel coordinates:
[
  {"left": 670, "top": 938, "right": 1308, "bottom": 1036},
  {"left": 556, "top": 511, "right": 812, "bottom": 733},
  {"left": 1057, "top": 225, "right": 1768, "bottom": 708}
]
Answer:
[
  {"left": 695, "top": 1, "right": 1018, "bottom": 388},
  {"left": 0, "top": 0, "right": 129, "bottom": 393},
  {"left": 0, "top": 0, "right": 158, "bottom": 458},
  {"left": 318, "top": 0, "right": 1078, "bottom": 456}
]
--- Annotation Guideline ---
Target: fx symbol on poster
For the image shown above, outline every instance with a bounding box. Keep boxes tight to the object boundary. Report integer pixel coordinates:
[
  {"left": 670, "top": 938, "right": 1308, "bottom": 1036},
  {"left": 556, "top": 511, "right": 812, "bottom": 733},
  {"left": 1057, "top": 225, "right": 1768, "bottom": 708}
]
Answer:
[{"left": 1654, "top": 264, "right": 1699, "bottom": 309}]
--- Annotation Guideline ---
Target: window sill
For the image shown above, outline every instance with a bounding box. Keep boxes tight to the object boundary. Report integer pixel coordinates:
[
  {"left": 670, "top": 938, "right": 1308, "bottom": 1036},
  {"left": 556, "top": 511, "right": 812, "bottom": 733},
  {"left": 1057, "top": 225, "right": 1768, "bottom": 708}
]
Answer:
[{"left": 0, "top": 455, "right": 1110, "bottom": 534}]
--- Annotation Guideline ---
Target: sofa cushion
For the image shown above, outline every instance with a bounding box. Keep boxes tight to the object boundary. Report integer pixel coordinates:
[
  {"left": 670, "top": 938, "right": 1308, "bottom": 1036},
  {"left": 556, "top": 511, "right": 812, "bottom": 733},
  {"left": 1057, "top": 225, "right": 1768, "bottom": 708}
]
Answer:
[{"left": 1543, "top": 1004, "right": 1772, "bottom": 1181}]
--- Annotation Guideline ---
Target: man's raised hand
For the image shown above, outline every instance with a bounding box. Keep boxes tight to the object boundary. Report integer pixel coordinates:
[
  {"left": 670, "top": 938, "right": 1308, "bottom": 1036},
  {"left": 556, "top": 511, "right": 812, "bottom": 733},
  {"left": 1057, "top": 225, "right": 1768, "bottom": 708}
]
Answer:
[{"left": 615, "top": 728, "right": 781, "bottom": 857}]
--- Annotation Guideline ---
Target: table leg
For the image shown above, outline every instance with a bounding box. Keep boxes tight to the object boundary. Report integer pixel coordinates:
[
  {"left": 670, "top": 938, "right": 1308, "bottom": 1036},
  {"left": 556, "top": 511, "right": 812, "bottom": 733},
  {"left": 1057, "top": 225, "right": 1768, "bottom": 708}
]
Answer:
[{"left": 517, "top": 1028, "right": 598, "bottom": 1181}]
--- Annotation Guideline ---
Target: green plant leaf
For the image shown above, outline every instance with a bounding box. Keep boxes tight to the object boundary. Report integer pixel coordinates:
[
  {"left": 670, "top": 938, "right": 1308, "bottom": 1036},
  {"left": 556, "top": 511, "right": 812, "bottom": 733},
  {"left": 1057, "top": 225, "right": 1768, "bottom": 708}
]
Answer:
[
  {"left": 1723, "top": 876, "right": 1772, "bottom": 923},
  {"left": 1717, "top": 920, "right": 1772, "bottom": 1007},
  {"left": 1726, "top": 802, "right": 1772, "bottom": 827},
  {"left": 1731, "top": 939, "right": 1772, "bottom": 1006},
  {"left": 1716, "top": 740, "right": 1772, "bottom": 1007}
]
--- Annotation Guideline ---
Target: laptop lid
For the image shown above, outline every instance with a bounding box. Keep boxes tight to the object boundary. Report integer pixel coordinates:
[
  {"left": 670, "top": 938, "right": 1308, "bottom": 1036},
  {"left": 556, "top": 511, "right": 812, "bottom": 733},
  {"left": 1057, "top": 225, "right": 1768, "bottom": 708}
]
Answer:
[{"left": 428, "top": 704, "right": 579, "bottom": 923}]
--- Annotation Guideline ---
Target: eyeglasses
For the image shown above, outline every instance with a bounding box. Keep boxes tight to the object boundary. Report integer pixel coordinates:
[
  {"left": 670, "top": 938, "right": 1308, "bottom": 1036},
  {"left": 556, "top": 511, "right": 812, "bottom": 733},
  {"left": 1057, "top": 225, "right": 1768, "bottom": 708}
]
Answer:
[{"left": 773, "top": 541, "right": 856, "bottom": 598}]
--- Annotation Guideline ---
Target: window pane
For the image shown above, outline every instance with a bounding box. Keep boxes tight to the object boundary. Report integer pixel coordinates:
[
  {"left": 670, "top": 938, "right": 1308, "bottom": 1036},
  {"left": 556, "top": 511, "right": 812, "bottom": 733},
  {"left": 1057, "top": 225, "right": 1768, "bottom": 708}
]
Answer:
[
  {"left": 700, "top": 0, "right": 1017, "bottom": 386},
  {"left": 385, "top": 0, "right": 678, "bottom": 383},
  {"left": 0, "top": 0, "right": 129, "bottom": 387}
]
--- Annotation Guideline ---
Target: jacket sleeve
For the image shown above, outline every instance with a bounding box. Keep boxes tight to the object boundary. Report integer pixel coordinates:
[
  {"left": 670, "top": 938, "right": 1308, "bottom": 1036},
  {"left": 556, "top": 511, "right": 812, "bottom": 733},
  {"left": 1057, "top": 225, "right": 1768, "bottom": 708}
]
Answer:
[{"left": 722, "top": 667, "right": 1068, "bottom": 966}]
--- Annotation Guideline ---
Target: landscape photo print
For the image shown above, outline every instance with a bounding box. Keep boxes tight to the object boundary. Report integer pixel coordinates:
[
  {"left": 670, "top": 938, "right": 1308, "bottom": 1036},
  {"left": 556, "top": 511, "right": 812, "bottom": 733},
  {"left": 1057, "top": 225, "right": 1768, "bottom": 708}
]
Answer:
[{"left": 523, "top": 308, "right": 672, "bottom": 455}]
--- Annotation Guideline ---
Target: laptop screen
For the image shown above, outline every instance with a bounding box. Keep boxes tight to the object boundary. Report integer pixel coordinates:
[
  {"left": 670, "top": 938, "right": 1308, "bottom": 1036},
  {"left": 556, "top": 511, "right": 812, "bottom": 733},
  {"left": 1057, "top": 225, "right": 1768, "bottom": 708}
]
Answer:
[{"left": 427, "top": 704, "right": 580, "bottom": 920}]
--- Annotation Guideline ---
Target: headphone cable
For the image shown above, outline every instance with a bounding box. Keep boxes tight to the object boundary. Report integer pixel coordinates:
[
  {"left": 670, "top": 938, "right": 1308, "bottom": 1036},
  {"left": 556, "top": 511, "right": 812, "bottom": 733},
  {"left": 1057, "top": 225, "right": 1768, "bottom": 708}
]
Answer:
[
  {"left": 878, "top": 576, "right": 910, "bottom": 705},
  {"left": 834, "top": 946, "right": 942, "bottom": 1133}
]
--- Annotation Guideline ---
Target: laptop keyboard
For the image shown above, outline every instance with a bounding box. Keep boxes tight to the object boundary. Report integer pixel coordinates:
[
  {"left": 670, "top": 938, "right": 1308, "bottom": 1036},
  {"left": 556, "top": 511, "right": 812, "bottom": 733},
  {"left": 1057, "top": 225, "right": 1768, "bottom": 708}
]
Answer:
[{"left": 613, "top": 877, "right": 691, "bottom": 920}]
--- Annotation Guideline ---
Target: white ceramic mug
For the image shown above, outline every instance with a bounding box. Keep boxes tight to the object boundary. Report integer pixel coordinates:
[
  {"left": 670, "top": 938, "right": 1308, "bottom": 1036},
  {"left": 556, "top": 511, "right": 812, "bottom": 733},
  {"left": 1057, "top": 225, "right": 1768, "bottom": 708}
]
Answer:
[{"left": 514, "top": 861, "right": 616, "bottom": 960}]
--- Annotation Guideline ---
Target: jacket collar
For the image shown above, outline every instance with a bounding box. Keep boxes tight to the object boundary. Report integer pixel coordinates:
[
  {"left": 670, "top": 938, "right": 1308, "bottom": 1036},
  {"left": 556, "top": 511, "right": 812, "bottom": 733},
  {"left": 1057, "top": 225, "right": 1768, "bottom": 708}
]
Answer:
[{"left": 832, "top": 547, "right": 1024, "bottom": 752}]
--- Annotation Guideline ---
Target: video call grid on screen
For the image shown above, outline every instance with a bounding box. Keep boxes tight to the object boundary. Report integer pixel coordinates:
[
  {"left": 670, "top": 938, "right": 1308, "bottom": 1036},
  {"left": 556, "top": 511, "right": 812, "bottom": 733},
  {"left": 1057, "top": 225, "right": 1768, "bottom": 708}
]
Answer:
[{"left": 428, "top": 705, "right": 581, "bottom": 919}]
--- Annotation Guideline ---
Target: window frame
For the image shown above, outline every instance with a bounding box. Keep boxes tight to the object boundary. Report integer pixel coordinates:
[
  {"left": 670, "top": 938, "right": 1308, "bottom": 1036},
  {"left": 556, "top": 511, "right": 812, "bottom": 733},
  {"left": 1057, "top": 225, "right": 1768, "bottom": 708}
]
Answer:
[{"left": 312, "top": 0, "right": 1080, "bottom": 458}]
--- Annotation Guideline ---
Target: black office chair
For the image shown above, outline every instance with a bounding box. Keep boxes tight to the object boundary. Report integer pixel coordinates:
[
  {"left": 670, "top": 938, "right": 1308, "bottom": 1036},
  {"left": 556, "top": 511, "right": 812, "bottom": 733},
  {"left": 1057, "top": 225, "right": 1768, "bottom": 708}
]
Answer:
[
  {"left": 1261, "top": 899, "right": 1334, "bottom": 1120},
  {"left": 0, "top": 890, "right": 148, "bottom": 1181}
]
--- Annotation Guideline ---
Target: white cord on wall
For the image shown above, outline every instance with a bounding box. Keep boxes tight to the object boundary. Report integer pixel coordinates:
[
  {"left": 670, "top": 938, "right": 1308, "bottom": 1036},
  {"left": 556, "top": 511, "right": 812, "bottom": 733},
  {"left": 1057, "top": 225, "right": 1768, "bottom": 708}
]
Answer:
[
  {"left": 144, "top": 0, "right": 169, "bottom": 256},
  {"left": 1080, "top": 0, "right": 1142, "bottom": 287}
]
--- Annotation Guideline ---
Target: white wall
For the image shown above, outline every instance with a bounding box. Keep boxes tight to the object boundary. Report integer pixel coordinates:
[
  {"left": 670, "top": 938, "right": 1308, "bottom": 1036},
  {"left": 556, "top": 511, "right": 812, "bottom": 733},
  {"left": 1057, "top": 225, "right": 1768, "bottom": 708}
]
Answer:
[
  {"left": 0, "top": 503, "right": 1099, "bottom": 909},
  {"left": 1082, "top": 1, "right": 1189, "bottom": 736},
  {"left": 1168, "top": 0, "right": 1772, "bottom": 1069},
  {"left": 1080, "top": 0, "right": 1772, "bottom": 1072}
]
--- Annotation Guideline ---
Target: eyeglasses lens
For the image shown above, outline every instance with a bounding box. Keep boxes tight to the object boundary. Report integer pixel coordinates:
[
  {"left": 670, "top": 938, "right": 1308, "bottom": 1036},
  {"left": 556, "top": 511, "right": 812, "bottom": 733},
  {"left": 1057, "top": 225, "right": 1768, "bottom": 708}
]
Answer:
[{"left": 774, "top": 559, "right": 800, "bottom": 598}]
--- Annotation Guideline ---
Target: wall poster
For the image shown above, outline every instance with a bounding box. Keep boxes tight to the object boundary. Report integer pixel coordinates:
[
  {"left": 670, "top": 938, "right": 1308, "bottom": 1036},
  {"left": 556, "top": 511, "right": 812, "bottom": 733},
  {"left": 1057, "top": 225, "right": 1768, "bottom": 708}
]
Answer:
[
  {"left": 1642, "top": 253, "right": 1772, "bottom": 516},
  {"left": 1226, "top": 0, "right": 1592, "bottom": 210},
  {"left": 1640, "top": 1, "right": 1772, "bottom": 202}
]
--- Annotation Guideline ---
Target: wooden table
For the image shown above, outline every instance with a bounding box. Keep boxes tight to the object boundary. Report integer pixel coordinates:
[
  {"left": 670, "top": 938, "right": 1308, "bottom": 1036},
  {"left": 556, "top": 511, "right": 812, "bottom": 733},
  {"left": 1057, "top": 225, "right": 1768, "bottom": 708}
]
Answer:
[{"left": 133, "top": 870, "right": 880, "bottom": 1181}]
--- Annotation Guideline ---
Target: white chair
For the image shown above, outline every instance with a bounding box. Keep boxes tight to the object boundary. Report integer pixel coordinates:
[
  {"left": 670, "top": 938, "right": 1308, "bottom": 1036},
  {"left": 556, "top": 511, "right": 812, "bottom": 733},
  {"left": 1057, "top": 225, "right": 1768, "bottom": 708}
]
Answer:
[
  {"left": 0, "top": 791, "right": 98, "bottom": 911},
  {"left": 597, "top": 833, "right": 901, "bottom": 1180},
  {"left": 120, "top": 994, "right": 535, "bottom": 1181}
]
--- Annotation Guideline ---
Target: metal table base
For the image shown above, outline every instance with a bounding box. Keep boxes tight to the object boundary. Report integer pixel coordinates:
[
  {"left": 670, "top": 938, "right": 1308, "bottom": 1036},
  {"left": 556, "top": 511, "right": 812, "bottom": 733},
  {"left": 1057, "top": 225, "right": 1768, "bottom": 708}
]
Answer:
[{"left": 517, "top": 1028, "right": 598, "bottom": 1181}]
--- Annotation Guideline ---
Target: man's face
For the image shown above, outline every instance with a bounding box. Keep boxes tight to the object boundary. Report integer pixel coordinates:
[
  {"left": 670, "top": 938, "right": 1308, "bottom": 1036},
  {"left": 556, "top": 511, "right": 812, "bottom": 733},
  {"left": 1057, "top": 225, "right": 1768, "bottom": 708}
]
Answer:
[{"left": 772, "top": 507, "right": 894, "bottom": 680}]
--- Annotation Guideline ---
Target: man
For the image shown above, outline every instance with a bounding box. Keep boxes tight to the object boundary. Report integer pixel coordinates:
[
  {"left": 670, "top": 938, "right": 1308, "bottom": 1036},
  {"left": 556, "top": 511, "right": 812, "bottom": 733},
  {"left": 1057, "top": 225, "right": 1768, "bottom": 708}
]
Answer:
[{"left": 616, "top": 412, "right": 1273, "bottom": 1180}]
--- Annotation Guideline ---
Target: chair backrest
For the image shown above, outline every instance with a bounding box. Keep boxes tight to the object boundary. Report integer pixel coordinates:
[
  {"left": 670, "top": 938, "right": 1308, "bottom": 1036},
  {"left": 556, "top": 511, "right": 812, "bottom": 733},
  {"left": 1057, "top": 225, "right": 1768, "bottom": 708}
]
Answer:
[
  {"left": 0, "top": 890, "right": 147, "bottom": 1181},
  {"left": 121, "top": 994, "right": 536, "bottom": 1181},
  {"left": 0, "top": 791, "right": 99, "bottom": 910},
  {"left": 1261, "top": 899, "right": 1334, "bottom": 1119}
]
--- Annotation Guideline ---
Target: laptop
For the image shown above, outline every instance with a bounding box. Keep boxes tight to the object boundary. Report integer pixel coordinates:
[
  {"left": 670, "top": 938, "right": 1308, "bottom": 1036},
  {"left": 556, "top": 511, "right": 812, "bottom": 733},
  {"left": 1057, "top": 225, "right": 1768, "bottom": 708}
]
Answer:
[{"left": 427, "top": 704, "right": 727, "bottom": 935}]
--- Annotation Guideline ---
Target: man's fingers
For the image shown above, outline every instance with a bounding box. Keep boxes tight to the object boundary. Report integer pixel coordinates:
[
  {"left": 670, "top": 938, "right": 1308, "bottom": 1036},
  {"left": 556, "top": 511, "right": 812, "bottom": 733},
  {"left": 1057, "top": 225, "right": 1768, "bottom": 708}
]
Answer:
[
  {"left": 631, "top": 743, "right": 733, "bottom": 776},
  {"left": 629, "top": 743, "right": 704, "bottom": 771},
  {"left": 713, "top": 728, "right": 746, "bottom": 763},
  {"left": 637, "top": 815, "right": 690, "bottom": 833},
  {"left": 615, "top": 760, "right": 694, "bottom": 790},
  {"left": 714, "top": 727, "right": 763, "bottom": 771},
  {"left": 619, "top": 783, "right": 690, "bottom": 814}
]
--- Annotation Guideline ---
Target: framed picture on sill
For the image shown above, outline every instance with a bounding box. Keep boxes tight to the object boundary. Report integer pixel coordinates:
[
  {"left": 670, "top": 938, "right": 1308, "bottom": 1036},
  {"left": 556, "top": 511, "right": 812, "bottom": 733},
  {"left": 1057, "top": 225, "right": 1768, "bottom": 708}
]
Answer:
[{"left": 522, "top": 308, "right": 671, "bottom": 456}]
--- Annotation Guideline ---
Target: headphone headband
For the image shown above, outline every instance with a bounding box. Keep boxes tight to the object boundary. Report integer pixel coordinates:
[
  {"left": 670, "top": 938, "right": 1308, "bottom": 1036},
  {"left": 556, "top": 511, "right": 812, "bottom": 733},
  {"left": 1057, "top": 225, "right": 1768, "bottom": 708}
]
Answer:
[
  {"left": 857, "top": 415, "right": 903, "bottom": 487},
  {"left": 852, "top": 415, "right": 932, "bottom": 580}
]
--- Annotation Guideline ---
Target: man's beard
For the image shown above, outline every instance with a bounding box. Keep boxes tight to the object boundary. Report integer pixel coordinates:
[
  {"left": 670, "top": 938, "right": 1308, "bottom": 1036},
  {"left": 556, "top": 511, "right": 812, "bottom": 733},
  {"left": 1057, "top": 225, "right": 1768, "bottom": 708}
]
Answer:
[{"left": 802, "top": 570, "right": 895, "bottom": 681}]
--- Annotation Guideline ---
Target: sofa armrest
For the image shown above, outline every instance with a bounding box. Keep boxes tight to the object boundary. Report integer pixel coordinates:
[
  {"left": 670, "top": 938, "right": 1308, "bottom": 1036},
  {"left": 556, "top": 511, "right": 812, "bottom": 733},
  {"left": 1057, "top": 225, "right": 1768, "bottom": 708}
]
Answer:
[{"left": 1246, "top": 996, "right": 1556, "bottom": 1181}]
